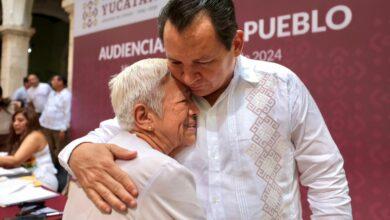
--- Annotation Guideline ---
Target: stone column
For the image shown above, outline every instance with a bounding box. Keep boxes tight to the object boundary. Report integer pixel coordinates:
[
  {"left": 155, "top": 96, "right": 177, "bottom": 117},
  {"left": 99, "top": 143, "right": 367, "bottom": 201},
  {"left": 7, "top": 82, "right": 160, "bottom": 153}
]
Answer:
[
  {"left": 0, "top": 0, "right": 35, "bottom": 97},
  {"left": 62, "top": 0, "right": 74, "bottom": 91}
]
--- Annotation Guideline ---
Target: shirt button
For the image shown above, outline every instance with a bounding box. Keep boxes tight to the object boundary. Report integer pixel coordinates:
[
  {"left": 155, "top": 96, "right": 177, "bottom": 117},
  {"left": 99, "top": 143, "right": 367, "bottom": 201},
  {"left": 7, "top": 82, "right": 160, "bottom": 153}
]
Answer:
[{"left": 212, "top": 196, "right": 220, "bottom": 204}]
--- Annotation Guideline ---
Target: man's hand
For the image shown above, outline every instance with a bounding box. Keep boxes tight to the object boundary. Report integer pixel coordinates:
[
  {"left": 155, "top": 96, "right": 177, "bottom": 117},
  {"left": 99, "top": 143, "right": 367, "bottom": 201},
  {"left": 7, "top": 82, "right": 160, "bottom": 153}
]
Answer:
[{"left": 69, "top": 143, "right": 138, "bottom": 213}]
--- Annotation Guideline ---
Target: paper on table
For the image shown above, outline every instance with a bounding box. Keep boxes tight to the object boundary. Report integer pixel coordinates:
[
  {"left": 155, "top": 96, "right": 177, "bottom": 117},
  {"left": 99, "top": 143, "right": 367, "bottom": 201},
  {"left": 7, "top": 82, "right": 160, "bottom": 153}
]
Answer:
[
  {"left": 0, "top": 178, "right": 29, "bottom": 195},
  {"left": 0, "top": 167, "right": 31, "bottom": 177},
  {"left": 0, "top": 179, "right": 58, "bottom": 207}
]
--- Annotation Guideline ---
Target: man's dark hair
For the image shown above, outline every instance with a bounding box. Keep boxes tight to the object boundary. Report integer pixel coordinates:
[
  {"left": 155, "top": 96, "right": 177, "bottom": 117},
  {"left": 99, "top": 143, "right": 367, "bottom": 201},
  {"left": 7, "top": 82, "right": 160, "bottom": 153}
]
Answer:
[
  {"left": 54, "top": 75, "right": 68, "bottom": 87},
  {"left": 23, "top": 77, "right": 28, "bottom": 84},
  {"left": 158, "top": 0, "right": 238, "bottom": 50}
]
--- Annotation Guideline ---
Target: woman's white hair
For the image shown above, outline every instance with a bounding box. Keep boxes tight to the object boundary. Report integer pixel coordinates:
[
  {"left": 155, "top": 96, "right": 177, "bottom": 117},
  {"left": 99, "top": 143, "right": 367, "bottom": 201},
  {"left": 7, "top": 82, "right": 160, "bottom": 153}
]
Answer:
[{"left": 109, "top": 58, "right": 169, "bottom": 130}]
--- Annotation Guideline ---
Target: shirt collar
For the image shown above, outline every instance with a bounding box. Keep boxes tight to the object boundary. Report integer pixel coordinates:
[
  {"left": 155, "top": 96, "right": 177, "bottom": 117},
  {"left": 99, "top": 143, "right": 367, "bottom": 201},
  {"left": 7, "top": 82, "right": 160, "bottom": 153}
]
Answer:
[{"left": 235, "top": 55, "right": 264, "bottom": 84}]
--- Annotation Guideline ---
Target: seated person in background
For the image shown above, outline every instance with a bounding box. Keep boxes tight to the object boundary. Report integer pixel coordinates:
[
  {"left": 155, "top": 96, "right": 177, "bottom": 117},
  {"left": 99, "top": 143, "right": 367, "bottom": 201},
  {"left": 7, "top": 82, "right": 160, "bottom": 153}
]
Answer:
[
  {"left": 0, "top": 108, "right": 58, "bottom": 191},
  {"left": 63, "top": 58, "right": 204, "bottom": 219}
]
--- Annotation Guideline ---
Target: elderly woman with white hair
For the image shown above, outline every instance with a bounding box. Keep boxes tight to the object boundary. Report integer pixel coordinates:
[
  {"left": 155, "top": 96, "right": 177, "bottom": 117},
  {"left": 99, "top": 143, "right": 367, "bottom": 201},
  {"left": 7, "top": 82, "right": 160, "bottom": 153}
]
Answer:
[{"left": 63, "top": 58, "right": 205, "bottom": 219}]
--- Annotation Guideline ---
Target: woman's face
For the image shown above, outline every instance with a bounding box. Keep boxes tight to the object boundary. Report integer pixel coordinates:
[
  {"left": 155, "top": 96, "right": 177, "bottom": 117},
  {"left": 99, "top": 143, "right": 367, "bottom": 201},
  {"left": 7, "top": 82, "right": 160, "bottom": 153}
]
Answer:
[
  {"left": 152, "top": 77, "right": 199, "bottom": 150},
  {"left": 13, "top": 113, "right": 28, "bottom": 135}
]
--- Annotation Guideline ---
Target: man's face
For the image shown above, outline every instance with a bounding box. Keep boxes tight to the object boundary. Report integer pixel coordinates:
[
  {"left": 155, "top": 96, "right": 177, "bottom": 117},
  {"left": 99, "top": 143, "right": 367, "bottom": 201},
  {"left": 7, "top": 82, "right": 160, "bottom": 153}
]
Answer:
[
  {"left": 163, "top": 13, "right": 243, "bottom": 100},
  {"left": 28, "top": 75, "right": 39, "bottom": 87},
  {"left": 24, "top": 81, "right": 31, "bottom": 89},
  {"left": 51, "top": 76, "right": 61, "bottom": 90}
]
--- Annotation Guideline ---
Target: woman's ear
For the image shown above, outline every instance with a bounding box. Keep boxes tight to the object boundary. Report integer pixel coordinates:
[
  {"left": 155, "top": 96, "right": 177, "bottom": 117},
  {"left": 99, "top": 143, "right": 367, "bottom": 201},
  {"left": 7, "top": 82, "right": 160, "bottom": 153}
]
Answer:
[{"left": 133, "top": 103, "right": 155, "bottom": 132}]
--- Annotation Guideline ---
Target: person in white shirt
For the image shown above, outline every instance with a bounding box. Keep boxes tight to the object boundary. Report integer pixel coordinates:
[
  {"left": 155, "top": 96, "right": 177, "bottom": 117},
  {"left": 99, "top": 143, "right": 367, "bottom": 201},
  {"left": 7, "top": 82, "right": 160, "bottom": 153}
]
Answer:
[
  {"left": 11, "top": 77, "right": 30, "bottom": 107},
  {"left": 39, "top": 75, "right": 71, "bottom": 165},
  {"left": 0, "top": 108, "right": 58, "bottom": 191},
  {"left": 59, "top": 0, "right": 352, "bottom": 219},
  {"left": 63, "top": 58, "right": 205, "bottom": 219},
  {"left": 27, "top": 74, "right": 51, "bottom": 114}
]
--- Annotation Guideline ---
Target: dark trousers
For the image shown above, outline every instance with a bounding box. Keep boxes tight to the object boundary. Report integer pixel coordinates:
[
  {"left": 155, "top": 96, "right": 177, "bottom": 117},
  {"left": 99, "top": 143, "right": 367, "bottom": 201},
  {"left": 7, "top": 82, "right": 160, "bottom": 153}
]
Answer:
[{"left": 42, "top": 127, "right": 67, "bottom": 165}]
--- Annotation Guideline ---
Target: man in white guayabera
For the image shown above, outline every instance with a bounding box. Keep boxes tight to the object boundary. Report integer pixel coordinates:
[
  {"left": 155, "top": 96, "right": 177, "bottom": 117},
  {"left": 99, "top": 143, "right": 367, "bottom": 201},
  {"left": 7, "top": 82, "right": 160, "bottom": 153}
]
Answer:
[{"left": 59, "top": 0, "right": 352, "bottom": 219}]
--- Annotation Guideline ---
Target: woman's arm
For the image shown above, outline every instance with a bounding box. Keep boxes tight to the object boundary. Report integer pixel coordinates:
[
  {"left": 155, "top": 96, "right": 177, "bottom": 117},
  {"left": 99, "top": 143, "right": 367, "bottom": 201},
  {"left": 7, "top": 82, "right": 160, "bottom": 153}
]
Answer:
[{"left": 0, "top": 132, "right": 44, "bottom": 168}]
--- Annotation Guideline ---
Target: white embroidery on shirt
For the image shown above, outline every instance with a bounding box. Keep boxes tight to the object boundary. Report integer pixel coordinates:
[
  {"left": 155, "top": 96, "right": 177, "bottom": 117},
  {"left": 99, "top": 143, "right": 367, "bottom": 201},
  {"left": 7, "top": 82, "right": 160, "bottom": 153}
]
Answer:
[{"left": 245, "top": 73, "right": 284, "bottom": 219}]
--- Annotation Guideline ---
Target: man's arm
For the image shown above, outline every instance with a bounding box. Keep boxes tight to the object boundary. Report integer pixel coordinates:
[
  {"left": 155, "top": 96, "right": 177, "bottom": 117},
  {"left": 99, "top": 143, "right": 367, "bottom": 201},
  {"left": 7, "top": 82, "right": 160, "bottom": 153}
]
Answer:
[
  {"left": 58, "top": 118, "right": 138, "bottom": 213},
  {"left": 58, "top": 118, "right": 122, "bottom": 174},
  {"left": 289, "top": 74, "right": 352, "bottom": 219},
  {"left": 58, "top": 91, "right": 72, "bottom": 140}
]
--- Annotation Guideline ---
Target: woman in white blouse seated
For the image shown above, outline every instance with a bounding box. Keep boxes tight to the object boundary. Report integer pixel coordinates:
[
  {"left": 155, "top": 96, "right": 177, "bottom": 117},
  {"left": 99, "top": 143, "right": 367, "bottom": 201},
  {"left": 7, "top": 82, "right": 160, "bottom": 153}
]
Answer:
[
  {"left": 0, "top": 108, "right": 58, "bottom": 191},
  {"left": 63, "top": 58, "right": 205, "bottom": 219}
]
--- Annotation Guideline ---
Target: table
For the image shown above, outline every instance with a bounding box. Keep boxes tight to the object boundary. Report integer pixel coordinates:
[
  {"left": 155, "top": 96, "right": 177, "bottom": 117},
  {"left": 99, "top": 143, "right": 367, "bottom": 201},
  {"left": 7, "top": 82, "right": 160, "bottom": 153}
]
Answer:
[{"left": 0, "top": 194, "right": 67, "bottom": 219}]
